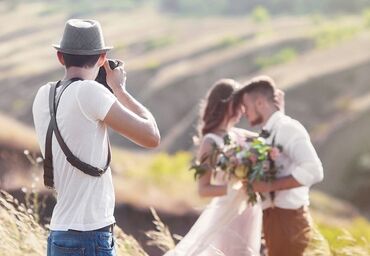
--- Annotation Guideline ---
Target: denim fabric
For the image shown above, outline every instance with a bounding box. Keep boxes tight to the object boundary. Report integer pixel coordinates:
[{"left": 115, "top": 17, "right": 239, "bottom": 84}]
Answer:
[{"left": 47, "top": 230, "right": 115, "bottom": 256}]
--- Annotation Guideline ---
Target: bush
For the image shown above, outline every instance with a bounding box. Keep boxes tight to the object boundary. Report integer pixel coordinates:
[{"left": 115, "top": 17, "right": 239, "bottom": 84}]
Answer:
[
  {"left": 217, "top": 36, "right": 245, "bottom": 49},
  {"left": 144, "top": 36, "right": 176, "bottom": 52},
  {"left": 255, "top": 47, "right": 297, "bottom": 69},
  {"left": 314, "top": 24, "right": 360, "bottom": 48},
  {"left": 251, "top": 5, "right": 270, "bottom": 23},
  {"left": 149, "top": 151, "right": 192, "bottom": 183},
  {"left": 363, "top": 8, "right": 370, "bottom": 28}
]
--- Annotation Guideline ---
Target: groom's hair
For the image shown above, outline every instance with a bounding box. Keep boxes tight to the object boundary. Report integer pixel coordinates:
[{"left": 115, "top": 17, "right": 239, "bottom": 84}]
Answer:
[{"left": 233, "top": 75, "right": 276, "bottom": 108}]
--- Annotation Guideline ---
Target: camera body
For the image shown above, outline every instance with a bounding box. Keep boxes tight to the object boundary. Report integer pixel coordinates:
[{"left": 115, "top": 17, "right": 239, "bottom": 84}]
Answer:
[{"left": 95, "top": 59, "right": 122, "bottom": 93}]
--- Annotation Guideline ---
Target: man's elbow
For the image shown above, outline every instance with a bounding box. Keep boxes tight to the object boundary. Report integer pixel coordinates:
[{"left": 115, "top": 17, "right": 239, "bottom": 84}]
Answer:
[
  {"left": 311, "top": 165, "right": 324, "bottom": 185},
  {"left": 316, "top": 166, "right": 324, "bottom": 183}
]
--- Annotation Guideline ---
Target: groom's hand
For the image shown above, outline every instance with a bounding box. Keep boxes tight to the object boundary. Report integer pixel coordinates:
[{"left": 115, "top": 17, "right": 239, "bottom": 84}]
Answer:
[
  {"left": 274, "top": 89, "right": 285, "bottom": 113},
  {"left": 252, "top": 181, "right": 274, "bottom": 193}
]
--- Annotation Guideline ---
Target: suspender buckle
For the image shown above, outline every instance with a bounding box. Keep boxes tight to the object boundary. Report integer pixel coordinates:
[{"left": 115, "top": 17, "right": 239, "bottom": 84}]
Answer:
[{"left": 97, "top": 168, "right": 105, "bottom": 176}]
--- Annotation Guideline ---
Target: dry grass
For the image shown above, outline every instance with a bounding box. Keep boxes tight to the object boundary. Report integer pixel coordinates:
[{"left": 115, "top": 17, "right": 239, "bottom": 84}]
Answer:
[
  {"left": 0, "top": 190, "right": 47, "bottom": 256},
  {"left": 0, "top": 113, "right": 38, "bottom": 151},
  {"left": 2, "top": 188, "right": 370, "bottom": 256},
  {"left": 0, "top": 190, "right": 173, "bottom": 256}
]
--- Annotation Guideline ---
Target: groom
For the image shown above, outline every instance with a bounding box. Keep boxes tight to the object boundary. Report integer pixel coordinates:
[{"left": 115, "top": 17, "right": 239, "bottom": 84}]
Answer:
[{"left": 234, "top": 76, "right": 324, "bottom": 256}]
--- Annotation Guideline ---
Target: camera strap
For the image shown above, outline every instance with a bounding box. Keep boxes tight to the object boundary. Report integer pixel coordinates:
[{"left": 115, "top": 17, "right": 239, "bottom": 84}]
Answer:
[{"left": 43, "top": 78, "right": 111, "bottom": 188}]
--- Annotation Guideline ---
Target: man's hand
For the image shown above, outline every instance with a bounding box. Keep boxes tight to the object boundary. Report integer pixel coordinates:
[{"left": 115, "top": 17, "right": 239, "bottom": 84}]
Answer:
[
  {"left": 269, "top": 147, "right": 281, "bottom": 161},
  {"left": 252, "top": 180, "right": 274, "bottom": 193},
  {"left": 104, "top": 60, "right": 127, "bottom": 93},
  {"left": 274, "top": 89, "right": 285, "bottom": 113}
]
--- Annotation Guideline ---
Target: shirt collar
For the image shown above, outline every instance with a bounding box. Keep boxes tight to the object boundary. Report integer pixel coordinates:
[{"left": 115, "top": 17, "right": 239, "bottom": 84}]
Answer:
[{"left": 263, "top": 111, "right": 284, "bottom": 131}]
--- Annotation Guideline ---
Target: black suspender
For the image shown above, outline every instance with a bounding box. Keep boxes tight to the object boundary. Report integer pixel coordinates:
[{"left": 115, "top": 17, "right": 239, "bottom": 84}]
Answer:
[{"left": 43, "top": 78, "right": 111, "bottom": 188}]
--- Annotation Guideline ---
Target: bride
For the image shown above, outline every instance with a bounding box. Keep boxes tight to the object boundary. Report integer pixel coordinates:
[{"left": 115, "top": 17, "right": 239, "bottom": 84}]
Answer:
[{"left": 165, "top": 79, "right": 280, "bottom": 256}]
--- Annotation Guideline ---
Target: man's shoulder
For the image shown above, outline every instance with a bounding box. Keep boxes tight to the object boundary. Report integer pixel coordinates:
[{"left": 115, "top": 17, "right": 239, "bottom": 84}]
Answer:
[
  {"left": 76, "top": 80, "right": 113, "bottom": 97},
  {"left": 278, "top": 115, "right": 309, "bottom": 138},
  {"left": 33, "top": 82, "right": 55, "bottom": 107}
]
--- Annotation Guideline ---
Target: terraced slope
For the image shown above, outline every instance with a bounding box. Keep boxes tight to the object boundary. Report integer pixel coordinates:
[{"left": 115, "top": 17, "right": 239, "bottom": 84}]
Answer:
[{"left": 1, "top": 2, "right": 370, "bottom": 214}]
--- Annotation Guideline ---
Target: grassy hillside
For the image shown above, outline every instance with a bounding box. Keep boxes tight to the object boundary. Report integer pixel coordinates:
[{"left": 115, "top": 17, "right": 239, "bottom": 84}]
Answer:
[
  {"left": 1, "top": 1, "right": 370, "bottom": 152},
  {"left": 0, "top": 116, "right": 369, "bottom": 255},
  {"left": 1, "top": 2, "right": 370, "bottom": 253}
]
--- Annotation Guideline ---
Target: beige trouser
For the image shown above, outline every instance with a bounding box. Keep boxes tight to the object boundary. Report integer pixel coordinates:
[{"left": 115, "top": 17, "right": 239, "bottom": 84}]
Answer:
[{"left": 263, "top": 206, "right": 312, "bottom": 256}]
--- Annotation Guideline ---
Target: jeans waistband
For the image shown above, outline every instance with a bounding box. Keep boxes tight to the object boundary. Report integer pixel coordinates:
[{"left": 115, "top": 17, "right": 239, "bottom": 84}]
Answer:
[{"left": 68, "top": 223, "right": 115, "bottom": 233}]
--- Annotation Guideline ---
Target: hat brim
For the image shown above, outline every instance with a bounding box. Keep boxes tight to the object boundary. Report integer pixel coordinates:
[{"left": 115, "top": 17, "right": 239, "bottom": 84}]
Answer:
[{"left": 53, "top": 44, "right": 113, "bottom": 55}]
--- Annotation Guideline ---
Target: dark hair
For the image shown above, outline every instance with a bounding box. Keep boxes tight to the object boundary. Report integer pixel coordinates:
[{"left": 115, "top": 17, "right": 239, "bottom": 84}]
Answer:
[
  {"left": 198, "top": 79, "right": 240, "bottom": 137},
  {"left": 233, "top": 75, "right": 276, "bottom": 109},
  {"left": 61, "top": 53, "right": 101, "bottom": 68}
]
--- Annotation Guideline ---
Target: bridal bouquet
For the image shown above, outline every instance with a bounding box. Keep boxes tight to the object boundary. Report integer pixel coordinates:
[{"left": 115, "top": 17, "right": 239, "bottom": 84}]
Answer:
[{"left": 191, "top": 134, "right": 281, "bottom": 205}]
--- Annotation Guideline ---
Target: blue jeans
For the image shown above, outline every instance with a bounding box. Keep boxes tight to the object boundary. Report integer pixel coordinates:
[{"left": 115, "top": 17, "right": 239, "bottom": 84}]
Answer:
[{"left": 47, "top": 230, "right": 116, "bottom": 256}]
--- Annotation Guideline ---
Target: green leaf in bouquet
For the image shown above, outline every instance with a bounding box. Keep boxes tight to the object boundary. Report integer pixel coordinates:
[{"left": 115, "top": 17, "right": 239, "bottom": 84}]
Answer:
[
  {"left": 246, "top": 184, "right": 258, "bottom": 205},
  {"left": 189, "top": 163, "right": 209, "bottom": 180},
  {"left": 209, "top": 142, "right": 220, "bottom": 166},
  {"left": 252, "top": 138, "right": 263, "bottom": 145},
  {"left": 258, "top": 155, "right": 266, "bottom": 161},
  {"left": 223, "top": 134, "right": 232, "bottom": 145},
  {"left": 259, "top": 193, "right": 266, "bottom": 201},
  {"left": 253, "top": 144, "right": 262, "bottom": 151},
  {"left": 277, "top": 144, "right": 283, "bottom": 152}
]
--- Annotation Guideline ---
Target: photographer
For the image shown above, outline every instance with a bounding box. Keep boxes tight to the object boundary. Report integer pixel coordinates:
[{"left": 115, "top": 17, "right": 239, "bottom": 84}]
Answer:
[{"left": 32, "top": 19, "right": 160, "bottom": 255}]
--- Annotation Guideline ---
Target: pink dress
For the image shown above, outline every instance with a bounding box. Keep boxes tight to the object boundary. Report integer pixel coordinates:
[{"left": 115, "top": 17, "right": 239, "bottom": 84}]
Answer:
[{"left": 164, "top": 132, "right": 262, "bottom": 256}]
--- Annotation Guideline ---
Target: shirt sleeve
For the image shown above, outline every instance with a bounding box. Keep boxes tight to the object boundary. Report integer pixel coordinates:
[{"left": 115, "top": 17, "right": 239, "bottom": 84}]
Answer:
[
  {"left": 76, "top": 81, "right": 117, "bottom": 122},
  {"left": 279, "top": 121, "right": 324, "bottom": 187}
]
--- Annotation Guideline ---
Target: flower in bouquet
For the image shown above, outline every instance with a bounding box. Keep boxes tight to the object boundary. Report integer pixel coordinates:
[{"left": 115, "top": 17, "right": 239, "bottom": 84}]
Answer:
[{"left": 190, "top": 134, "right": 281, "bottom": 205}]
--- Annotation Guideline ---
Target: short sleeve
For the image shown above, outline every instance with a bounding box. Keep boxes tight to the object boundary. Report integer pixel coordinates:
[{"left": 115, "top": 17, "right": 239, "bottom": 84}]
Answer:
[{"left": 76, "top": 81, "right": 116, "bottom": 122}]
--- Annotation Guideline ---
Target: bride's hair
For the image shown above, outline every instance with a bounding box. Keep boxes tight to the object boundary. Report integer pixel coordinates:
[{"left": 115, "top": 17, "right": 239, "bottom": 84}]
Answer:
[{"left": 198, "top": 79, "right": 240, "bottom": 137}]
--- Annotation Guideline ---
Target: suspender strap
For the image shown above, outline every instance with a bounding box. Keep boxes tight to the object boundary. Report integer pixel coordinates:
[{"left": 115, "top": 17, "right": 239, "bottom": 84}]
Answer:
[
  {"left": 43, "top": 120, "right": 54, "bottom": 188},
  {"left": 43, "top": 78, "right": 111, "bottom": 188}
]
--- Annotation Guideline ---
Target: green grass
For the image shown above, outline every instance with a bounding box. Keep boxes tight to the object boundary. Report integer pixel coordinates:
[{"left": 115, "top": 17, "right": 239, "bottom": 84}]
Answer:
[
  {"left": 251, "top": 5, "right": 270, "bottom": 24},
  {"left": 217, "top": 36, "right": 245, "bottom": 49},
  {"left": 143, "top": 36, "right": 176, "bottom": 52},
  {"left": 144, "top": 59, "right": 161, "bottom": 70},
  {"left": 36, "top": 0, "right": 141, "bottom": 16},
  {"left": 316, "top": 218, "right": 370, "bottom": 255},
  {"left": 313, "top": 23, "right": 361, "bottom": 49},
  {"left": 363, "top": 8, "right": 370, "bottom": 28},
  {"left": 255, "top": 47, "right": 298, "bottom": 69}
]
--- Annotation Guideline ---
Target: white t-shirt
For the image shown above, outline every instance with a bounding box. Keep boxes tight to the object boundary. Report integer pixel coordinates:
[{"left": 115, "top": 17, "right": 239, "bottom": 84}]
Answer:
[{"left": 32, "top": 80, "right": 117, "bottom": 231}]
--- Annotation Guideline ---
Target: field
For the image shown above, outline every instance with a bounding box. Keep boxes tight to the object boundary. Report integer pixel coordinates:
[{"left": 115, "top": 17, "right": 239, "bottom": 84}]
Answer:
[{"left": 1, "top": 0, "right": 370, "bottom": 255}]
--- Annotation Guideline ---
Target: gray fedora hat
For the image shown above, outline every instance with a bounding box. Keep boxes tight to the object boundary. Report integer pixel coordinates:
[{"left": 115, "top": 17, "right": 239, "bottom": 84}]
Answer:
[{"left": 53, "top": 19, "right": 113, "bottom": 55}]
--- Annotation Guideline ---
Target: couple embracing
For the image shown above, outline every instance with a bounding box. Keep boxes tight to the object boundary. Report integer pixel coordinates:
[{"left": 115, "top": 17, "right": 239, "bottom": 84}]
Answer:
[{"left": 165, "top": 77, "right": 324, "bottom": 256}]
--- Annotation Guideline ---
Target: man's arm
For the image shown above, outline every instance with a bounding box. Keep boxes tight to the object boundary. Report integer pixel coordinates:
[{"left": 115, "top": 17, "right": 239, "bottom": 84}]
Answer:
[
  {"left": 251, "top": 175, "right": 301, "bottom": 193},
  {"left": 103, "top": 60, "right": 160, "bottom": 148},
  {"left": 253, "top": 122, "right": 323, "bottom": 193}
]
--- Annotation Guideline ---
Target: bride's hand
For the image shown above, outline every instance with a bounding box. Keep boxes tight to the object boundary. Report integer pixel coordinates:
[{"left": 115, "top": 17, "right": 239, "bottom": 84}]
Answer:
[{"left": 269, "top": 147, "right": 280, "bottom": 161}]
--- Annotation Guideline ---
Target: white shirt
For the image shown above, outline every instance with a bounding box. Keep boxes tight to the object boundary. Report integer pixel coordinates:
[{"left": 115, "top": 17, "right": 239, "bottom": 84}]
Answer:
[
  {"left": 32, "top": 80, "right": 116, "bottom": 231},
  {"left": 261, "top": 111, "right": 324, "bottom": 210}
]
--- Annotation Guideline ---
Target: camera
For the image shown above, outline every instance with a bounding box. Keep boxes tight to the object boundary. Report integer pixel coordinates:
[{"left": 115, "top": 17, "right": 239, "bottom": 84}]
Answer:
[{"left": 96, "top": 59, "right": 122, "bottom": 93}]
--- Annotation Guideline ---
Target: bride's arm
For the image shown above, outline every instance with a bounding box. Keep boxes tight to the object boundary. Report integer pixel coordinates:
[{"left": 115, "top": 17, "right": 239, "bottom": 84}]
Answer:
[{"left": 197, "top": 138, "right": 227, "bottom": 197}]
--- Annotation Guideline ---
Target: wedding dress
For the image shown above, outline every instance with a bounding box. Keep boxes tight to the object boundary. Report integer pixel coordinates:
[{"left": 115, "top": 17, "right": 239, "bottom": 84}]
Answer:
[{"left": 164, "top": 131, "right": 262, "bottom": 256}]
